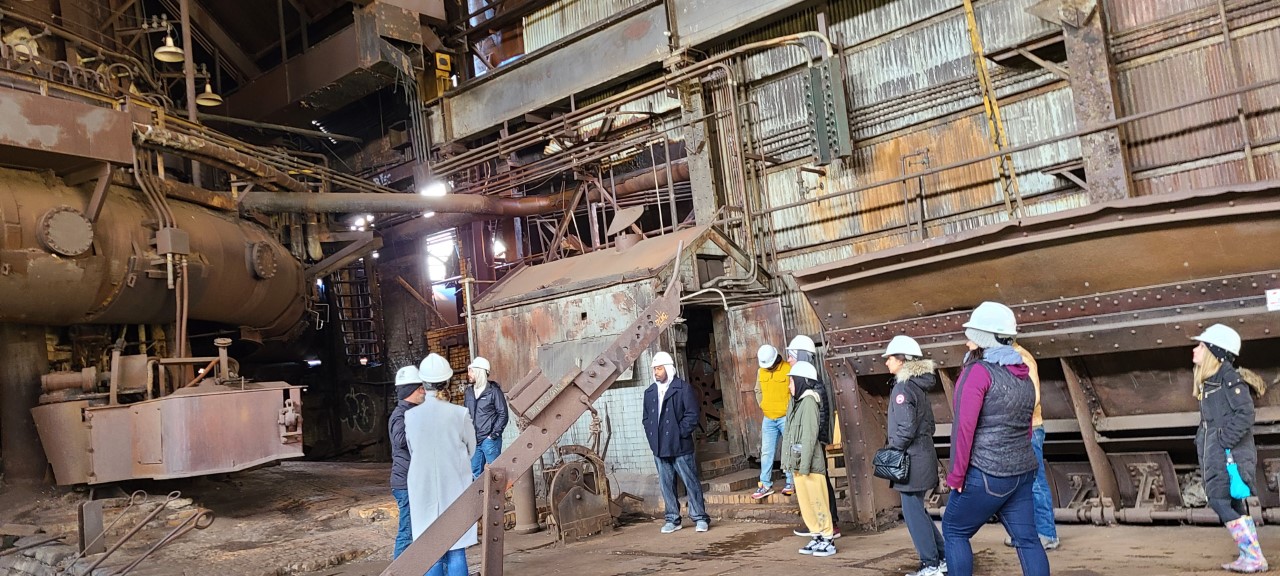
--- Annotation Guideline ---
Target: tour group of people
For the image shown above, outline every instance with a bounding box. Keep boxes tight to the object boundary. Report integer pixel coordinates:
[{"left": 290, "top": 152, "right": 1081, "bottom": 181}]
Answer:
[{"left": 386, "top": 301, "right": 1269, "bottom": 576}]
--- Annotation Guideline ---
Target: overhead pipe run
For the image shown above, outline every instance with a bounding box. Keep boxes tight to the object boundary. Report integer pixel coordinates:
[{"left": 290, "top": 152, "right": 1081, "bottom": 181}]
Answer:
[
  {"left": 134, "top": 126, "right": 310, "bottom": 192},
  {"left": 243, "top": 162, "right": 690, "bottom": 218}
]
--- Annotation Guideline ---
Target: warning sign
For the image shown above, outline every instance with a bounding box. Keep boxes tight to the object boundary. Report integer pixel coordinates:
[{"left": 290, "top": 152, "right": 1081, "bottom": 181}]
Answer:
[{"left": 1268, "top": 289, "right": 1280, "bottom": 312}]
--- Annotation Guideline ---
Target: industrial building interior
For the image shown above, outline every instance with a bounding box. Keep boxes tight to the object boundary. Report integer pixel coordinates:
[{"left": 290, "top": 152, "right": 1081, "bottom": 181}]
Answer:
[{"left": 0, "top": 0, "right": 1279, "bottom": 573}]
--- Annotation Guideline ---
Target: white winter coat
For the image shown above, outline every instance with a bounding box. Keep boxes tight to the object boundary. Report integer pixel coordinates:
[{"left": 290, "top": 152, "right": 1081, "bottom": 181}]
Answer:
[{"left": 405, "top": 393, "right": 478, "bottom": 549}]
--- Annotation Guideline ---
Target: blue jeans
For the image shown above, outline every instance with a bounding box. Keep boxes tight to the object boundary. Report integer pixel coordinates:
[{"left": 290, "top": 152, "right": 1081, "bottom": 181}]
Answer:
[
  {"left": 425, "top": 548, "right": 467, "bottom": 576},
  {"left": 471, "top": 437, "right": 502, "bottom": 479},
  {"left": 392, "top": 488, "right": 412, "bottom": 559},
  {"left": 655, "top": 453, "right": 709, "bottom": 524},
  {"left": 760, "top": 416, "right": 794, "bottom": 488},
  {"left": 1031, "top": 427, "right": 1058, "bottom": 540},
  {"left": 943, "top": 468, "right": 1050, "bottom": 576}
]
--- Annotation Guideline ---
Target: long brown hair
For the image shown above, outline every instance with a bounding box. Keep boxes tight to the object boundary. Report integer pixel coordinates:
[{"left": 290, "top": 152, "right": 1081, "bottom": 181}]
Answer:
[{"left": 1194, "top": 347, "right": 1267, "bottom": 400}]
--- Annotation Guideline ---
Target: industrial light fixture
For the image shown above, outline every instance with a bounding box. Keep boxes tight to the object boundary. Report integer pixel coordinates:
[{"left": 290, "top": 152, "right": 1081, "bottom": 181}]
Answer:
[
  {"left": 153, "top": 34, "right": 184, "bottom": 63},
  {"left": 419, "top": 180, "right": 449, "bottom": 218},
  {"left": 195, "top": 82, "right": 223, "bottom": 107}
]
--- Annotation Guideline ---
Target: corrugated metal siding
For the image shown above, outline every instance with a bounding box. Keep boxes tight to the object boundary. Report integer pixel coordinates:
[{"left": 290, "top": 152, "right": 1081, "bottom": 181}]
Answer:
[
  {"left": 522, "top": 0, "right": 650, "bottom": 53},
  {"left": 1105, "top": 0, "right": 1217, "bottom": 33},
  {"left": 1239, "top": 24, "right": 1280, "bottom": 146},
  {"left": 1117, "top": 41, "right": 1244, "bottom": 173}
]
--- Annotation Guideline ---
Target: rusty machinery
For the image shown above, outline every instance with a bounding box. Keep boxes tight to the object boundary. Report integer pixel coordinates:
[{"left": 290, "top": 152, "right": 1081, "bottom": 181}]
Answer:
[
  {"left": 383, "top": 270, "right": 684, "bottom": 575},
  {"left": 542, "top": 403, "right": 642, "bottom": 543},
  {"left": 794, "top": 183, "right": 1280, "bottom": 529}
]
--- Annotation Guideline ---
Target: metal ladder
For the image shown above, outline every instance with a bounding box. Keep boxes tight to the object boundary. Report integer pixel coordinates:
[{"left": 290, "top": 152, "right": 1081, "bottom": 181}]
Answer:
[{"left": 329, "top": 258, "right": 384, "bottom": 366}]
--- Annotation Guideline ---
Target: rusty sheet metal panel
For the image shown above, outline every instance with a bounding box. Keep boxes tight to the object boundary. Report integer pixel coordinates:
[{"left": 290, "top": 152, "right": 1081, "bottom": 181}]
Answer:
[
  {"left": 1240, "top": 24, "right": 1280, "bottom": 149},
  {"left": 33, "top": 385, "right": 304, "bottom": 485},
  {"left": 523, "top": 0, "right": 650, "bottom": 53},
  {"left": 1104, "top": 0, "right": 1218, "bottom": 33},
  {"left": 712, "top": 299, "right": 785, "bottom": 459},
  {"left": 0, "top": 87, "right": 132, "bottom": 171},
  {"left": 763, "top": 88, "right": 1078, "bottom": 255},
  {"left": 1116, "top": 41, "right": 1244, "bottom": 174}
]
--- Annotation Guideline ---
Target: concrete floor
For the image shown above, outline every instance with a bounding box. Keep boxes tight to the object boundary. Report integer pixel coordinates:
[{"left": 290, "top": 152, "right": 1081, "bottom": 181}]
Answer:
[{"left": 0, "top": 462, "right": 1269, "bottom": 575}]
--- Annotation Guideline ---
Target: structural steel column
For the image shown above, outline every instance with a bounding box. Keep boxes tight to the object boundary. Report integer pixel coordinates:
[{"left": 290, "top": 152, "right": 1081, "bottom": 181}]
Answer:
[
  {"left": 0, "top": 324, "right": 49, "bottom": 482},
  {"left": 679, "top": 83, "right": 720, "bottom": 225},
  {"left": 1060, "top": 357, "right": 1121, "bottom": 506},
  {"left": 1059, "top": 3, "right": 1133, "bottom": 202},
  {"left": 511, "top": 469, "right": 540, "bottom": 534}
]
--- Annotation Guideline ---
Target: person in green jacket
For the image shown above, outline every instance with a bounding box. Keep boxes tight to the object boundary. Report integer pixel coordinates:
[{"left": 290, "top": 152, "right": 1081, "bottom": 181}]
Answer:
[{"left": 782, "top": 361, "right": 835, "bottom": 557}]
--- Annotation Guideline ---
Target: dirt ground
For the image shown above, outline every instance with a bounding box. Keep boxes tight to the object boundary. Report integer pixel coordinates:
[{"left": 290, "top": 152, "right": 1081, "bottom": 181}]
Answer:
[{"left": 0, "top": 462, "right": 1270, "bottom": 575}]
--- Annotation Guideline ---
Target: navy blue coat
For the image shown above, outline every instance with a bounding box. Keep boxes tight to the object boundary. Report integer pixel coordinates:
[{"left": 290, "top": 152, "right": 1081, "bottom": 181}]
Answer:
[{"left": 642, "top": 377, "right": 701, "bottom": 458}]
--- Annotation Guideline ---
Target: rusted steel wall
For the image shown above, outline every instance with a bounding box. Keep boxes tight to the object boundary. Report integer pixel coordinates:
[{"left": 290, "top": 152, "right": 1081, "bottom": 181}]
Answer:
[{"left": 472, "top": 280, "right": 663, "bottom": 487}]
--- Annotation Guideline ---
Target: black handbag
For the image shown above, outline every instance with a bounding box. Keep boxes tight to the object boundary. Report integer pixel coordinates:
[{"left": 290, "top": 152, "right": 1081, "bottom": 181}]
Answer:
[{"left": 873, "top": 447, "right": 910, "bottom": 482}]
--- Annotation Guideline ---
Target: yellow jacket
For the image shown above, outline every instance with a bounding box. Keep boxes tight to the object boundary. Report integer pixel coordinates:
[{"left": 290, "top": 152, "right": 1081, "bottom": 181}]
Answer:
[
  {"left": 756, "top": 363, "right": 791, "bottom": 420},
  {"left": 1014, "top": 344, "right": 1043, "bottom": 427}
]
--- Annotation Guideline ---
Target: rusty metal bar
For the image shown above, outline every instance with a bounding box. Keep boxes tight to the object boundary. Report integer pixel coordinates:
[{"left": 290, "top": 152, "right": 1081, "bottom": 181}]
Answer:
[
  {"left": 305, "top": 233, "right": 381, "bottom": 280},
  {"left": 198, "top": 113, "right": 362, "bottom": 143},
  {"left": 382, "top": 279, "right": 683, "bottom": 576},
  {"left": 479, "top": 466, "right": 509, "bottom": 575},
  {"left": 1060, "top": 358, "right": 1121, "bottom": 509}
]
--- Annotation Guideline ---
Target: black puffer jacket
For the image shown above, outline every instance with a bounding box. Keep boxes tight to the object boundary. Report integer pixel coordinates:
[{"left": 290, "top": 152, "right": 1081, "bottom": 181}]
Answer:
[
  {"left": 1196, "top": 363, "right": 1257, "bottom": 500},
  {"left": 464, "top": 382, "right": 510, "bottom": 442},
  {"left": 886, "top": 360, "right": 941, "bottom": 493}
]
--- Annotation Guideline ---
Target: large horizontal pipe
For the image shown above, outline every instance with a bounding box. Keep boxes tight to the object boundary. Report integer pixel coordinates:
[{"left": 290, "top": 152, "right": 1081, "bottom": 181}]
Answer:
[
  {"left": 242, "top": 161, "right": 688, "bottom": 215},
  {"left": 135, "top": 126, "right": 309, "bottom": 192}
]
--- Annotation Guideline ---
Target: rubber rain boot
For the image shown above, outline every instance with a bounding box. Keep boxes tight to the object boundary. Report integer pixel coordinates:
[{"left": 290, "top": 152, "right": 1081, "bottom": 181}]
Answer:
[{"left": 1224, "top": 516, "right": 1269, "bottom": 573}]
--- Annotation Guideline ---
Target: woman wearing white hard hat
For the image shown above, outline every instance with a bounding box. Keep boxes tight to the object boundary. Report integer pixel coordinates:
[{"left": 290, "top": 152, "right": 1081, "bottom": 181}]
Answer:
[
  {"left": 752, "top": 344, "right": 795, "bottom": 500},
  {"left": 941, "top": 302, "right": 1048, "bottom": 576},
  {"left": 642, "top": 350, "right": 710, "bottom": 533},
  {"left": 784, "top": 335, "right": 842, "bottom": 539},
  {"left": 404, "top": 353, "right": 477, "bottom": 576},
  {"left": 464, "top": 356, "right": 509, "bottom": 479},
  {"left": 782, "top": 361, "right": 835, "bottom": 557},
  {"left": 882, "top": 336, "right": 945, "bottom": 576},
  {"left": 389, "top": 366, "right": 426, "bottom": 559},
  {"left": 1192, "top": 324, "right": 1269, "bottom": 572}
]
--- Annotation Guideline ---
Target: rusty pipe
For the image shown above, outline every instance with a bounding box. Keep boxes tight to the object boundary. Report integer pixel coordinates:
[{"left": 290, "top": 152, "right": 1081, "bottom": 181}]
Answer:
[
  {"left": 134, "top": 126, "right": 309, "bottom": 192},
  {"left": 245, "top": 162, "right": 689, "bottom": 216}
]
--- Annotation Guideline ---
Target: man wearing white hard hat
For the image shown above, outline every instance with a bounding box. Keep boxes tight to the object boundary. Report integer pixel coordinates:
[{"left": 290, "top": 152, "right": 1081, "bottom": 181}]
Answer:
[
  {"left": 389, "top": 365, "right": 426, "bottom": 559},
  {"left": 752, "top": 344, "right": 794, "bottom": 500},
  {"left": 1191, "top": 323, "right": 1269, "bottom": 573},
  {"left": 405, "top": 353, "right": 477, "bottom": 576},
  {"left": 642, "top": 350, "right": 710, "bottom": 533},
  {"left": 464, "top": 356, "right": 509, "bottom": 479}
]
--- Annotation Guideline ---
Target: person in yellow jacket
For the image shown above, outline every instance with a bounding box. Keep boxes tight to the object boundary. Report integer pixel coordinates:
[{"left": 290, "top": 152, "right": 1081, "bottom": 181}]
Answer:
[{"left": 753, "top": 345, "right": 795, "bottom": 499}]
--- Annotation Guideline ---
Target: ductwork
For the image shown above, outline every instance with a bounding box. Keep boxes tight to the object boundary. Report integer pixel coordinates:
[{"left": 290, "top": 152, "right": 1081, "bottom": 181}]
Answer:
[{"left": 0, "top": 167, "right": 307, "bottom": 339}]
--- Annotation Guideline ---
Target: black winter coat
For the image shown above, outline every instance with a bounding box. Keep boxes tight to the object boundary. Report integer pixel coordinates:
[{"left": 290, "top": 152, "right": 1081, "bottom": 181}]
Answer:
[
  {"left": 642, "top": 377, "right": 701, "bottom": 458},
  {"left": 464, "top": 382, "right": 509, "bottom": 442},
  {"left": 388, "top": 400, "right": 414, "bottom": 490},
  {"left": 1197, "top": 363, "right": 1257, "bottom": 501},
  {"left": 886, "top": 360, "right": 941, "bottom": 493}
]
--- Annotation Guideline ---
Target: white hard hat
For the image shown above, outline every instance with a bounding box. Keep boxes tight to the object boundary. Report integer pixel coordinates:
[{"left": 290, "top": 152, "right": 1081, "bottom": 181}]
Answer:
[
  {"left": 882, "top": 335, "right": 923, "bottom": 358},
  {"left": 789, "top": 361, "right": 818, "bottom": 380},
  {"left": 962, "top": 301, "right": 1018, "bottom": 336},
  {"left": 1193, "top": 323, "right": 1242, "bottom": 355},
  {"left": 468, "top": 357, "right": 491, "bottom": 372},
  {"left": 651, "top": 351, "right": 674, "bottom": 368},
  {"left": 757, "top": 345, "right": 780, "bottom": 368},
  {"left": 418, "top": 353, "right": 454, "bottom": 384},
  {"left": 786, "top": 335, "right": 816, "bottom": 354},
  {"left": 395, "top": 366, "right": 422, "bottom": 386}
]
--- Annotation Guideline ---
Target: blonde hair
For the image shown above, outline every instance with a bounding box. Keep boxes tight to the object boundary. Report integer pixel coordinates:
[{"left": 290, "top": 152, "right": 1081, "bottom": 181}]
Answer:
[{"left": 1194, "top": 349, "right": 1267, "bottom": 400}]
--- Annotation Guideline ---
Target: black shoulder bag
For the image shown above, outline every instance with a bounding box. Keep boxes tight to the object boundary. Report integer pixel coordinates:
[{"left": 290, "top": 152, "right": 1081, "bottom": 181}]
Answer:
[{"left": 873, "top": 446, "right": 910, "bottom": 482}]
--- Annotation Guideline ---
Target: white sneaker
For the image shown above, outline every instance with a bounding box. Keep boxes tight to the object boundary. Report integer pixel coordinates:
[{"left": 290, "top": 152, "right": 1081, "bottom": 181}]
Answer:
[
  {"left": 695, "top": 520, "right": 709, "bottom": 532},
  {"left": 939, "top": 560, "right": 948, "bottom": 573},
  {"left": 810, "top": 536, "right": 836, "bottom": 557},
  {"left": 799, "top": 537, "right": 820, "bottom": 555},
  {"left": 906, "top": 566, "right": 944, "bottom": 576},
  {"left": 660, "top": 522, "right": 681, "bottom": 534}
]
